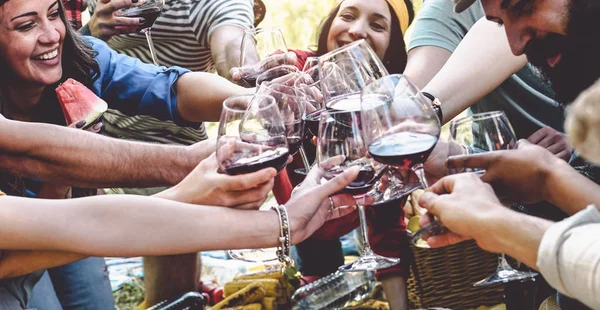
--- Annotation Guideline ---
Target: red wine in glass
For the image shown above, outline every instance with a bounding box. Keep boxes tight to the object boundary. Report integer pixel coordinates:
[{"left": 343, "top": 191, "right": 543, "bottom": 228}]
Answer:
[
  {"left": 222, "top": 147, "right": 289, "bottom": 175},
  {"left": 303, "top": 109, "right": 324, "bottom": 138},
  {"left": 343, "top": 166, "right": 379, "bottom": 195},
  {"left": 286, "top": 136, "right": 302, "bottom": 155},
  {"left": 368, "top": 132, "right": 438, "bottom": 169},
  {"left": 239, "top": 71, "right": 261, "bottom": 88},
  {"left": 121, "top": 7, "right": 161, "bottom": 29}
]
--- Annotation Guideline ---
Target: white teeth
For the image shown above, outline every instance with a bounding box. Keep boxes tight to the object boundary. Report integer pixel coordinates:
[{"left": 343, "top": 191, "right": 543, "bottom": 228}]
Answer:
[{"left": 35, "top": 49, "right": 58, "bottom": 60}]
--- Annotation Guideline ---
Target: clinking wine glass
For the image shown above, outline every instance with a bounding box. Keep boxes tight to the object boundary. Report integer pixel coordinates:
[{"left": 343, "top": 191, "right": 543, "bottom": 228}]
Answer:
[
  {"left": 317, "top": 39, "right": 389, "bottom": 103},
  {"left": 360, "top": 75, "right": 441, "bottom": 248},
  {"left": 116, "top": 0, "right": 164, "bottom": 66},
  {"left": 217, "top": 94, "right": 290, "bottom": 262},
  {"left": 448, "top": 111, "right": 538, "bottom": 286},
  {"left": 239, "top": 28, "right": 289, "bottom": 87},
  {"left": 316, "top": 108, "right": 399, "bottom": 272}
]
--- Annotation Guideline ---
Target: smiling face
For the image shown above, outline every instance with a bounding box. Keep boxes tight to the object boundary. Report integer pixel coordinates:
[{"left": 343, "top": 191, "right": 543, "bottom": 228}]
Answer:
[
  {"left": 326, "top": 0, "right": 392, "bottom": 59},
  {"left": 482, "top": 0, "right": 600, "bottom": 103},
  {"left": 0, "top": 0, "right": 65, "bottom": 87}
]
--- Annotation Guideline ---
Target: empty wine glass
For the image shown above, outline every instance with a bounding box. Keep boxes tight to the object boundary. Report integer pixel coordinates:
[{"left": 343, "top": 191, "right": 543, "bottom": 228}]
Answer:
[
  {"left": 360, "top": 75, "right": 441, "bottom": 248},
  {"left": 238, "top": 28, "right": 289, "bottom": 87},
  {"left": 317, "top": 39, "right": 388, "bottom": 103},
  {"left": 115, "top": 0, "right": 164, "bottom": 66},
  {"left": 217, "top": 94, "right": 289, "bottom": 262},
  {"left": 449, "top": 111, "right": 538, "bottom": 286},
  {"left": 316, "top": 108, "right": 397, "bottom": 271}
]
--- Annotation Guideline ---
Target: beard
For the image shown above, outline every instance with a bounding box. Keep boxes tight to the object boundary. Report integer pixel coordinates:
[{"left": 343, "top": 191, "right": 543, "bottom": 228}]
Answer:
[{"left": 525, "top": 0, "right": 600, "bottom": 105}]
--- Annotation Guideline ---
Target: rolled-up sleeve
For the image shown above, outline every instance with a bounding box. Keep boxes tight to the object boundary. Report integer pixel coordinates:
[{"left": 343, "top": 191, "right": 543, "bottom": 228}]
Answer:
[
  {"left": 537, "top": 205, "right": 600, "bottom": 309},
  {"left": 85, "top": 36, "right": 199, "bottom": 127}
]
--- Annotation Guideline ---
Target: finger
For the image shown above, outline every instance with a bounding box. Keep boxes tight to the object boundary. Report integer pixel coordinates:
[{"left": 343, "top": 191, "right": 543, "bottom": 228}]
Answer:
[
  {"left": 527, "top": 126, "right": 550, "bottom": 144},
  {"left": 426, "top": 233, "right": 470, "bottom": 248},
  {"left": 546, "top": 142, "right": 568, "bottom": 155},
  {"left": 516, "top": 139, "right": 533, "bottom": 148},
  {"left": 325, "top": 205, "right": 357, "bottom": 221},
  {"left": 112, "top": 16, "right": 146, "bottom": 27},
  {"left": 225, "top": 168, "right": 277, "bottom": 191},
  {"left": 311, "top": 166, "right": 360, "bottom": 201},
  {"left": 536, "top": 134, "right": 561, "bottom": 148},
  {"left": 446, "top": 152, "right": 497, "bottom": 171},
  {"left": 229, "top": 180, "right": 274, "bottom": 208},
  {"left": 69, "top": 120, "right": 87, "bottom": 129},
  {"left": 555, "top": 150, "right": 572, "bottom": 161},
  {"left": 88, "top": 122, "right": 103, "bottom": 133}
]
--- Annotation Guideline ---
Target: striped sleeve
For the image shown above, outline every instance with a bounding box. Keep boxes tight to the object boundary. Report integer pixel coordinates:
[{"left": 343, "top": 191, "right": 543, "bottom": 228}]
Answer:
[{"left": 190, "top": 0, "right": 254, "bottom": 48}]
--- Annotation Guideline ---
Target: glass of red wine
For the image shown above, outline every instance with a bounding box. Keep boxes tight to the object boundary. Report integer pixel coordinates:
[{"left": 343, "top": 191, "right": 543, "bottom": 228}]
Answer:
[
  {"left": 317, "top": 109, "right": 398, "bottom": 271},
  {"left": 239, "top": 28, "right": 289, "bottom": 88},
  {"left": 448, "top": 111, "right": 538, "bottom": 286},
  {"left": 217, "top": 94, "right": 289, "bottom": 262},
  {"left": 360, "top": 74, "right": 441, "bottom": 248},
  {"left": 255, "top": 65, "right": 299, "bottom": 88},
  {"left": 115, "top": 0, "right": 164, "bottom": 66},
  {"left": 317, "top": 39, "right": 388, "bottom": 103}
]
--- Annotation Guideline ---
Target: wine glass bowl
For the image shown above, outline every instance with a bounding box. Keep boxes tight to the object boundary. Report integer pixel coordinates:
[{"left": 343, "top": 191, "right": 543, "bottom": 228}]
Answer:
[
  {"left": 238, "top": 28, "right": 289, "bottom": 87},
  {"left": 115, "top": 0, "right": 164, "bottom": 66},
  {"left": 216, "top": 94, "right": 289, "bottom": 176}
]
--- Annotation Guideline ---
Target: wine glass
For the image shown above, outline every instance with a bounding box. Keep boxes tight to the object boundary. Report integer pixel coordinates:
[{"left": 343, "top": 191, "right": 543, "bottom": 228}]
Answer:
[
  {"left": 360, "top": 75, "right": 441, "bottom": 248},
  {"left": 239, "top": 28, "right": 289, "bottom": 87},
  {"left": 217, "top": 94, "right": 289, "bottom": 262},
  {"left": 316, "top": 108, "right": 399, "bottom": 272},
  {"left": 317, "top": 39, "right": 389, "bottom": 103},
  {"left": 448, "top": 111, "right": 538, "bottom": 286},
  {"left": 255, "top": 65, "right": 299, "bottom": 88},
  {"left": 257, "top": 82, "right": 306, "bottom": 156},
  {"left": 115, "top": 0, "right": 164, "bottom": 66}
]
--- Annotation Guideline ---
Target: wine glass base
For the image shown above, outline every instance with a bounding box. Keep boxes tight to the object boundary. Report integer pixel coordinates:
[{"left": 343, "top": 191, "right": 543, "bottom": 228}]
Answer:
[
  {"left": 338, "top": 254, "right": 400, "bottom": 272},
  {"left": 228, "top": 248, "right": 279, "bottom": 263},
  {"left": 474, "top": 269, "right": 538, "bottom": 287},
  {"left": 410, "top": 221, "right": 449, "bottom": 249}
]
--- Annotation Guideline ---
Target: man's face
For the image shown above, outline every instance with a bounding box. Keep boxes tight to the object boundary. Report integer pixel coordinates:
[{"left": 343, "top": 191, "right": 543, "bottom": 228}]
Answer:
[{"left": 482, "top": 0, "right": 600, "bottom": 104}]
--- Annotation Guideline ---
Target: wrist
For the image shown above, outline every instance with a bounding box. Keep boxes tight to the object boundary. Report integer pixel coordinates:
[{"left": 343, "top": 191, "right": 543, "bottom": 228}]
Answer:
[{"left": 540, "top": 155, "right": 569, "bottom": 205}]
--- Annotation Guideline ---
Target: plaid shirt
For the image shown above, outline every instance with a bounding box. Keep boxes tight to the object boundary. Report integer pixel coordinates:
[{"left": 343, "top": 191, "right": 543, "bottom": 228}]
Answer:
[{"left": 63, "top": 0, "right": 84, "bottom": 30}]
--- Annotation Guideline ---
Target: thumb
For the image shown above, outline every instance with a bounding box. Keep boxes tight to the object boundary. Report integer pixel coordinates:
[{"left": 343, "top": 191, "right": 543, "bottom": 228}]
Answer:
[
  {"left": 517, "top": 139, "right": 533, "bottom": 148},
  {"left": 418, "top": 191, "right": 440, "bottom": 213}
]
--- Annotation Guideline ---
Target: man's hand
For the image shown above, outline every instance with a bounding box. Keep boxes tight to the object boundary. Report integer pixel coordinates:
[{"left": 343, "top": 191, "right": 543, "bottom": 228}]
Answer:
[
  {"left": 528, "top": 126, "right": 572, "bottom": 161},
  {"left": 446, "top": 140, "right": 560, "bottom": 204},
  {"left": 88, "top": 0, "right": 145, "bottom": 41},
  {"left": 418, "top": 173, "right": 507, "bottom": 250},
  {"left": 156, "top": 152, "right": 277, "bottom": 209},
  {"left": 230, "top": 53, "right": 298, "bottom": 87}
]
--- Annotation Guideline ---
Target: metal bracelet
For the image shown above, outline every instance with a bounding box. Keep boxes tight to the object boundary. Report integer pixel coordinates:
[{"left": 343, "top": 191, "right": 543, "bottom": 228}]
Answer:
[{"left": 271, "top": 204, "right": 292, "bottom": 265}]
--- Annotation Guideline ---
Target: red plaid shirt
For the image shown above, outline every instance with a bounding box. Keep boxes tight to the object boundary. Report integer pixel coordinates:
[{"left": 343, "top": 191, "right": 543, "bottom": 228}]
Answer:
[{"left": 63, "top": 0, "right": 84, "bottom": 30}]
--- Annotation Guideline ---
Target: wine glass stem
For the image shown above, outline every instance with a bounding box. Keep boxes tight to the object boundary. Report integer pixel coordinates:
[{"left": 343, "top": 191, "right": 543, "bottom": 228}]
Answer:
[
  {"left": 497, "top": 253, "right": 514, "bottom": 271},
  {"left": 142, "top": 28, "right": 159, "bottom": 66},
  {"left": 298, "top": 146, "right": 311, "bottom": 172},
  {"left": 412, "top": 163, "right": 429, "bottom": 189},
  {"left": 356, "top": 203, "right": 375, "bottom": 256}
]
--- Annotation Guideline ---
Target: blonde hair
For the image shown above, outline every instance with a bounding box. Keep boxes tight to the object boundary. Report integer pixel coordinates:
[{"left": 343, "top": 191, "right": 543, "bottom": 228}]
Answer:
[{"left": 565, "top": 78, "right": 600, "bottom": 165}]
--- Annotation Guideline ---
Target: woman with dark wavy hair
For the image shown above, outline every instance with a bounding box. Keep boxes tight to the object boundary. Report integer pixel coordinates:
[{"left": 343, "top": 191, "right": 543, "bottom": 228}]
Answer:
[{"left": 0, "top": 0, "right": 259, "bottom": 308}]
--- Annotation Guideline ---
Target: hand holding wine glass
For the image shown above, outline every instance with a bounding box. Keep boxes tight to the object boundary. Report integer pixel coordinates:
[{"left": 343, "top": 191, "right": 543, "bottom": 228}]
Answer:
[{"left": 115, "top": 0, "right": 164, "bottom": 66}]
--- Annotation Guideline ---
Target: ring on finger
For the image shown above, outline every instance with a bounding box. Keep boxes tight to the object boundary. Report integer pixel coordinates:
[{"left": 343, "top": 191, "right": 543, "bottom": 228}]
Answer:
[{"left": 328, "top": 196, "right": 335, "bottom": 211}]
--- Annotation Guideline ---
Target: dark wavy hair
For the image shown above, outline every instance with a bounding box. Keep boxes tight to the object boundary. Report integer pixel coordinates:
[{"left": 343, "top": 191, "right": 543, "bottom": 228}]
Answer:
[
  {"left": 0, "top": 0, "right": 100, "bottom": 197},
  {"left": 315, "top": 0, "right": 415, "bottom": 74}
]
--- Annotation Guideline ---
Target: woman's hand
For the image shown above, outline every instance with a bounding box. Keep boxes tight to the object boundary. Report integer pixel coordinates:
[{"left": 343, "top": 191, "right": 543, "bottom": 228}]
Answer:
[
  {"left": 286, "top": 157, "right": 360, "bottom": 244},
  {"left": 417, "top": 173, "right": 507, "bottom": 250},
  {"left": 156, "top": 152, "right": 277, "bottom": 209},
  {"left": 229, "top": 53, "right": 298, "bottom": 86},
  {"left": 88, "top": 0, "right": 147, "bottom": 41},
  {"left": 446, "top": 140, "right": 561, "bottom": 204}
]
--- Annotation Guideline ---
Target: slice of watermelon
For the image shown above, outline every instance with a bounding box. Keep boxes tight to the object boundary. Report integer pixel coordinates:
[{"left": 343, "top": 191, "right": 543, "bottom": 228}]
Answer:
[{"left": 56, "top": 78, "right": 108, "bottom": 128}]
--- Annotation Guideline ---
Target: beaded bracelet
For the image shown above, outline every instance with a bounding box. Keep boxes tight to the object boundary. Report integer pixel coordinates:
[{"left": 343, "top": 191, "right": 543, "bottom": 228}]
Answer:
[{"left": 271, "top": 204, "right": 292, "bottom": 266}]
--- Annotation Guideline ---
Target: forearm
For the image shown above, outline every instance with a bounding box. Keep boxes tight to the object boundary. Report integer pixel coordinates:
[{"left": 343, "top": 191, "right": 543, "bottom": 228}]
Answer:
[
  {"left": 380, "top": 276, "right": 409, "bottom": 310},
  {"left": 483, "top": 208, "right": 552, "bottom": 268},
  {"left": 544, "top": 160, "right": 600, "bottom": 215},
  {"left": 0, "top": 251, "right": 85, "bottom": 279},
  {"left": 0, "top": 195, "right": 280, "bottom": 256},
  {"left": 422, "top": 18, "right": 528, "bottom": 124},
  {"left": 0, "top": 119, "right": 198, "bottom": 187},
  {"left": 176, "top": 72, "right": 253, "bottom": 122},
  {"left": 211, "top": 25, "right": 245, "bottom": 80},
  {"left": 403, "top": 46, "right": 452, "bottom": 89}
]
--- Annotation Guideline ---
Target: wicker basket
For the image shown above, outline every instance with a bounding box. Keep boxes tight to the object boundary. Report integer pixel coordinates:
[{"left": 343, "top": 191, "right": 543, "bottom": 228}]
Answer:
[{"left": 406, "top": 239, "right": 505, "bottom": 309}]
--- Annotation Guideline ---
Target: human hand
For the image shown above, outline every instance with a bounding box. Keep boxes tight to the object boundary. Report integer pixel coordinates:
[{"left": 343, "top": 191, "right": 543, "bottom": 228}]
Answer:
[
  {"left": 287, "top": 157, "right": 359, "bottom": 243},
  {"left": 528, "top": 126, "right": 572, "bottom": 161},
  {"left": 157, "top": 152, "right": 277, "bottom": 209},
  {"left": 88, "top": 0, "right": 146, "bottom": 41},
  {"left": 418, "top": 173, "right": 507, "bottom": 250},
  {"left": 446, "top": 140, "right": 560, "bottom": 204},
  {"left": 229, "top": 52, "right": 298, "bottom": 87}
]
